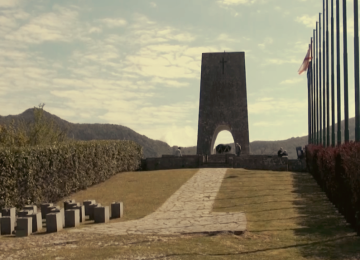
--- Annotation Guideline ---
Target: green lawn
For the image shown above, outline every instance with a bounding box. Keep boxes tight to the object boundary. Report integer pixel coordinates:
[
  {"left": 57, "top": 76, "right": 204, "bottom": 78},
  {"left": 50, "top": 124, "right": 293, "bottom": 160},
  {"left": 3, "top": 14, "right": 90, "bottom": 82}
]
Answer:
[{"left": 1, "top": 168, "right": 359, "bottom": 260}]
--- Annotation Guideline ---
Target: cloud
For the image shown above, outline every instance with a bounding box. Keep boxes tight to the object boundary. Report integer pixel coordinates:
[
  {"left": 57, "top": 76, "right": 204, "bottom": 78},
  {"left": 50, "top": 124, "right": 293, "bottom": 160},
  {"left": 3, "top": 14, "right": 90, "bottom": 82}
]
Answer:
[
  {"left": 216, "top": 33, "right": 241, "bottom": 43},
  {"left": 248, "top": 98, "right": 307, "bottom": 114},
  {"left": 295, "top": 15, "right": 317, "bottom": 28},
  {"left": 258, "top": 37, "right": 273, "bottom": 49},
  {"left": 258, "top": 97, "right": 273, "bottom": 102},
  {"left": 150, "top": 2, "right": 157, "bottom": 7},
  {"left": 253, "top": 121, "right": 283, "bottom": 126},
  {"left": 150, "top": 77, "right": 190, "bottom": 88},
  {"left": 5, "top": 5, "right": 81, "bottom": 44},
  {"left": 158, "top": 124, "right": 197, "bottom": 147},
  {"left": 98, "top": 18, "right": 127, "bottom": 28},
  {"left": 280, "top": 77, "right": 304, "bottom": 84},
  {"left": 89, "top": 27, "right": 102, "bottom": 34},
  {"left": 264, "top": 58, "right": 299, "bottom": 65},
  {"left": 218, "top": 0, "right": 257, "bottom": 5},
  {"left": 0, "top": 0, "right": 21, "bottom": 8}
]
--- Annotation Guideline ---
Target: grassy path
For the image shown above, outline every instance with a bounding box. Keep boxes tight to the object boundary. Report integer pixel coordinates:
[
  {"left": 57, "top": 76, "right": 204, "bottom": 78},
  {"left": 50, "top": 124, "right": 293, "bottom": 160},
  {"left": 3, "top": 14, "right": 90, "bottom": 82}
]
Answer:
[
  {"left": 1, "top": 168, "right": 359, "bottom": 259},
  {"left": 212, "top": 169, "right": 360, "bottom": 260}
]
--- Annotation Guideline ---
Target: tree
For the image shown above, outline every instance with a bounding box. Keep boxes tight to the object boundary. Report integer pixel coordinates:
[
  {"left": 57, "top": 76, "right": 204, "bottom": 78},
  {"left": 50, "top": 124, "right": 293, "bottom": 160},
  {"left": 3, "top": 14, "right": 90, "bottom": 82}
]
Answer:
[{"left": 0, "top": 103, "right": 72, "bottom": 149}]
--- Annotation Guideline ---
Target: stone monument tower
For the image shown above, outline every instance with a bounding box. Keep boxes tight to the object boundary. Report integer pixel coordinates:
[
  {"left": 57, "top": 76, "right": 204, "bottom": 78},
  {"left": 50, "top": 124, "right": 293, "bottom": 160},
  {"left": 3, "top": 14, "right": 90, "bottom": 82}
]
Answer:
[{"left": 196, "top": 52, "right": 250, "bottom": 155}]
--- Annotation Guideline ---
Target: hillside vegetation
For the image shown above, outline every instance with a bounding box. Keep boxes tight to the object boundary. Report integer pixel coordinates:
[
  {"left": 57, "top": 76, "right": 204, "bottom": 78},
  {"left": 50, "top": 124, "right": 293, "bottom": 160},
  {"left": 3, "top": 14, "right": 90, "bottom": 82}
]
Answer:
[{"left": 1, "top": 106, "right": 356, "bottom": 159}]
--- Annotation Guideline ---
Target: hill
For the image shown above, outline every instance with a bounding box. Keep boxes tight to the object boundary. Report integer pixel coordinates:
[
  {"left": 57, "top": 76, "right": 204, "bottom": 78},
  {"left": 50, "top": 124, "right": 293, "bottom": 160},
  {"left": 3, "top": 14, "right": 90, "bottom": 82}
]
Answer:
[{"left": 0, "top": 108, "right": 356, "bottom": 159}]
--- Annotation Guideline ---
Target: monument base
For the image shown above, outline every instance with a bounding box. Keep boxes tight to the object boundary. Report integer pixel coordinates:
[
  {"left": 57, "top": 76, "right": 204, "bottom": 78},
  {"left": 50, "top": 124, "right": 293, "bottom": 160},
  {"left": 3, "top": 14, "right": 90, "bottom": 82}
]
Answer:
[{"left": 140, "top": 154, "right": 307, "bottom": 172}]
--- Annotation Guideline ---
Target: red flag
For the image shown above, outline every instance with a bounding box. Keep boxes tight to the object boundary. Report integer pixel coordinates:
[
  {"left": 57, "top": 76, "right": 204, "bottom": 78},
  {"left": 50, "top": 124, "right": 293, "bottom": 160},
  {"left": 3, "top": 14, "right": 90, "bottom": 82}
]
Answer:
[{"left": 298, "top": 42, "right": 313, "bottom": 75}]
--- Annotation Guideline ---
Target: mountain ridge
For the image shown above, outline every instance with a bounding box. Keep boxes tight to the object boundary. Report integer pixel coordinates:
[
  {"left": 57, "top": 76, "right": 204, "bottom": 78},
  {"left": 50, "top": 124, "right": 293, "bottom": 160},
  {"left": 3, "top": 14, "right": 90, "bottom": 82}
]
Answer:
[{"left": 0, "top": 108, "right": 357, "bottom": 159}]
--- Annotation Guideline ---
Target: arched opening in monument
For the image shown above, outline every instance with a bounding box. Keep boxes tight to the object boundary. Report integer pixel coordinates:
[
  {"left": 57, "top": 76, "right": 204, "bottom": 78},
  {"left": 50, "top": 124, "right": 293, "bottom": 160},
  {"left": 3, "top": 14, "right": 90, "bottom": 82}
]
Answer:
[{"left": 210, "top": 125, "right": 235, "bottom": 155}]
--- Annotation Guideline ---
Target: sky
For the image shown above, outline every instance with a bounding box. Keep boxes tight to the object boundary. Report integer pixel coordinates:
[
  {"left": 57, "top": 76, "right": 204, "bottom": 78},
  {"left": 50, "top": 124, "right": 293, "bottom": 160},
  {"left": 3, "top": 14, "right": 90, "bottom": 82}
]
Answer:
[{"left": 0, "top": 0, "right": 359, "bottom": 148}]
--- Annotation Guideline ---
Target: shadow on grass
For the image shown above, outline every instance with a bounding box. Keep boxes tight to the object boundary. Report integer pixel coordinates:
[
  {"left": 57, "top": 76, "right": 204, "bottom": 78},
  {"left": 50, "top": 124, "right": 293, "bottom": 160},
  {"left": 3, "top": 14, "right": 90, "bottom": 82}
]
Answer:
[{"left": 291, "top": 172, "right": 360, "bottom": 259}]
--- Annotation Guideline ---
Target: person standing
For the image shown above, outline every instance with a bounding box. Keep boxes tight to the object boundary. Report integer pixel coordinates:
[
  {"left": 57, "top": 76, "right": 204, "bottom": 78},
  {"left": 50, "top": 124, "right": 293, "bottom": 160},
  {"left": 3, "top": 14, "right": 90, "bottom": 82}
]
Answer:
[
  {"left": 278, "top": 147, "right": 284, "bottom": 157},
  {"left": 175, "top": 147, "right": 182, "bottom": 157},
  {"left": 235, "top": 143, "right": 241, "bottom": 156}
]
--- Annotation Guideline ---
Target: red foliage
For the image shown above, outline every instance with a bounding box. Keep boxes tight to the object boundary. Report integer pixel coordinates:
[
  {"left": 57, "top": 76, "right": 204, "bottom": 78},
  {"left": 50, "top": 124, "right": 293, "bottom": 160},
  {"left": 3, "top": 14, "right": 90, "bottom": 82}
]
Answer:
[{"left": 306, "top": 142, "right": 360, "bottom": 231}]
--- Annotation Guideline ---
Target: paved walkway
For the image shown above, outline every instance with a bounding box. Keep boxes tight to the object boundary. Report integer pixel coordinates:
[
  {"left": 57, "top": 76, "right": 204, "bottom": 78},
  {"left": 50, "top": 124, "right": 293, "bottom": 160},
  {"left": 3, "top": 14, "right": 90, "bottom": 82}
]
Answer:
[{"left": 69, "top": 168, "right": 247, "bottom": 236}]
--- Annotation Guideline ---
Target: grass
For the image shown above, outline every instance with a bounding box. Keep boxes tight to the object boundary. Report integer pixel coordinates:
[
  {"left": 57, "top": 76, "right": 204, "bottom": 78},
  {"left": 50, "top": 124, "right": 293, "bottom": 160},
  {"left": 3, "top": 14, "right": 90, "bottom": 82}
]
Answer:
[{"left": 1, "top": 168, "right": 360, "bottom": 260}]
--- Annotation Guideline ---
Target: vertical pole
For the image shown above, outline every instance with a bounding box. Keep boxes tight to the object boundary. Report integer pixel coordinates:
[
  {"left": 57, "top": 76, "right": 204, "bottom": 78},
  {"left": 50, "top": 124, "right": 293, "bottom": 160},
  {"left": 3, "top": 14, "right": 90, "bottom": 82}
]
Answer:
[
  {"left": 313, "top": 30, "right": 317, "bottom": 144},
  {"left": 323, "top": 0, "right": 326, "bottom": 146},
  {"left": 354, "top": 0, "right": 360, "bottom": 142},
  {"left": 326, "top": 0, "right": 330, "bottom": 147},
  {"left": 308, "top": 42, "right": 312, "bottom": 145},
  {"left": 320, "top": 13, "right": 323, "bottom": 146},
  {"left": 317, "top": 22, "right": 320, "bottom": 145},
  {"left": 336, "top": 0, "right": 342, "bottom": 145},
  {"left": 331, "top": 0, "right": 335, "bottom": 146},
  {"left": 343, "top": 0, "right": 349, "bottom": 143}
]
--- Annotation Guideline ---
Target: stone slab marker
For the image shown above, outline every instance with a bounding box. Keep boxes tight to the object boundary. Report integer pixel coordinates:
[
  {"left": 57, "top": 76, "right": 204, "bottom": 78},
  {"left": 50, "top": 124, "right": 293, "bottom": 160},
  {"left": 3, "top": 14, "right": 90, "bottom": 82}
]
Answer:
[
  {"left": 18, "top": 210, "right": 33, "bottom": 217},
  {"left": 16, "top": 217, "right": 32, "bottom": 237},
  {"left": 65, "top": 209, "right": 80, "bottom": 228},
  {"left": 1, "top": 216, "right": 15, "bottom": 235},
  {"left": 63, "top": 199, "right": 76, "bottom": 211},
  {"left": 41, "top": 203, "right": 53, "bottom": 219},
  {"left": 23, "top": 205, "right": 37, "bottom": 213},
  {"left": 49, "top": 207, "right": 65, "bottom": 227},
  {"left": 196, "top": 52, "right": 250, "bottom": 155},
  {"left": 88, "top": 203, "right": 101, "bottom": 220},
  {"left": 83, "top": 200, "right": 96, "bottom": 216},
  {"left": 1, "top": 207, "right": 16, "bottom": 231},
  {"left": 1, "top": 207, "right": 16, "bottom": 218},
  {"left": 46, "top": 212, "right": 63, "bottom": 233},
  {"left": 69, "top": 205, "right": 85, "bottom": 223},
  {"left": 111, "top": 202, "right": 123, "bottom": 219},
  {"left": 29, "top": 212, "right": 42, "bottom": 232},
  {"left": 94, "top": 206, "right": 109, "bottom": 223}
]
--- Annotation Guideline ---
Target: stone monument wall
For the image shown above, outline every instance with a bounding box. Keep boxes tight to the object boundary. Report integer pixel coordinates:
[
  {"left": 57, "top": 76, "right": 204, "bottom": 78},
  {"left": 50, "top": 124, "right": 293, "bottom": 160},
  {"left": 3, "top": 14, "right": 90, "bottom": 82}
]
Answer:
[{"left": 197, "top": 52, "right": 250, "bottom": 156}]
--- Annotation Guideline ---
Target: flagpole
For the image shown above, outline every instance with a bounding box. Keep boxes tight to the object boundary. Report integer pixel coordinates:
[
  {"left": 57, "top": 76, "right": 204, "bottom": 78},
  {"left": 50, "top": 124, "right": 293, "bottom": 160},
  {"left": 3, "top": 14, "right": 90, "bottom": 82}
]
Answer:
[
  {"left": 308, "top": 42, "right": 312, "bottom": 145},
  {"left": 343, "top": 0, "right": 349, "bottom": 143},
  {"left": 354, "top": 0, "right": 360, "bottom": 142},
  {"left": 326, "top": 0, "right": 330, "bottom": 147},
  {"left": 319, "top": 13, "right": 323, "bottom": 146},
  {"left": 313, "top": 30, "right": 316, "bottom": 144},
  {"left": 323, "top": 0, "right": 326, "bottom": 146},
  {"left": 336, "top": 0, "right": 342, "bottom": 145},
  {"left": 331, "top": 0, "right": 335, "bottom": 147},
  {"left": 317, "top": 21, "right": 320, "bottom": 145}
]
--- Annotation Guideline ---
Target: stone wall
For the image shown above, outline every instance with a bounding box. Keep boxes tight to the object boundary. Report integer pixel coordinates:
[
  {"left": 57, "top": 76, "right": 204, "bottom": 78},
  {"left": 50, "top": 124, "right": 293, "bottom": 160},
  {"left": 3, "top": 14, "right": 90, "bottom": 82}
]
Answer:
[
  {"left": 234, "top": 155, "right": 288, "bottom": 171},
  {"left": 140, "top": 154, "right": 307, "bottom": 172},
  {"left": 142, "top": 155, "right": 202, "bottom": 171},
  {"left": 287, "top": 159, "right": 307, "bottom": 172}
]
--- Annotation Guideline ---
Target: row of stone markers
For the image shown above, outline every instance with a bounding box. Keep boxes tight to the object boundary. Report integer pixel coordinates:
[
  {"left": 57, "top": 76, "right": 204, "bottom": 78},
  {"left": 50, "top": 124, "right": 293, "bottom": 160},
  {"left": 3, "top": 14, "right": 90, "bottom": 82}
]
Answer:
[{"left": 0, "top": 200, "right": 124, "bottom": 237}]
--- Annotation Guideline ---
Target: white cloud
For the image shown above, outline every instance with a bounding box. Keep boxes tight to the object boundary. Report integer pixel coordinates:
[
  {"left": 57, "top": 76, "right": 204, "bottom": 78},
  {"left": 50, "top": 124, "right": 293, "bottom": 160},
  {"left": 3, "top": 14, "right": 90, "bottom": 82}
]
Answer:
[
  {"left": 5, "top": 6, "right": 81, "bottom": 44},
  {"left": 158, "top": 124, "right": 197, "bottom": 147},
  {"left": 89, "top": 27, "right": 102, "bottom": 34},
  {"left": 98, "top": 18, "right": 127, "bottom": 28},
  {"left": 248, "top": 98, "right": 307, "bottom": 114},
  {"left": 265, "top": 58, "right": 299, "bottom": 65},
  {"left": 218, "top": 0, "right": 257, "bottom": 5},
  {"left": 216, "top": 33, "right": 241, "bottom": 43},
  {"left": 150, "top": 2, "right": 157, "bottom": 7},
  {"left": 258, "top": 37, "right": 273, "bottom": 49},
  {"left": 0, "top": 0, "right": 20, "bottom": 8},
  {"left": 253, "top": 121, "right": 283, "bottom": 126},
  {"left": 280, "top": 77, "right": 304, "bottom": 84},
  {"left": 295, "top": 15, "right": 317, "bottom": 28}
]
